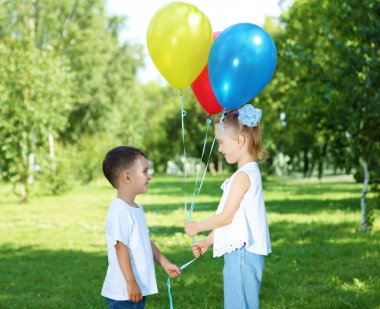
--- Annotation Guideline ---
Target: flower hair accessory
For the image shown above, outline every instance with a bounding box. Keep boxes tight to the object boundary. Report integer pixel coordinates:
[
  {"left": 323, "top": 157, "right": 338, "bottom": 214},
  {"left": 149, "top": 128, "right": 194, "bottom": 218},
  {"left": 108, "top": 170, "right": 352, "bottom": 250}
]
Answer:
[{"left": 236, "top": 104, "right": 262, "bottom": 127}]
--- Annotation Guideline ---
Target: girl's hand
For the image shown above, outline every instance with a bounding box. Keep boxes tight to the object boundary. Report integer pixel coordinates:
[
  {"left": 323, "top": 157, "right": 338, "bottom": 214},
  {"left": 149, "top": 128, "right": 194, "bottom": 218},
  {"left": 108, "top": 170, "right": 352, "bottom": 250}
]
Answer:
[
  {"left": 163, "top": 262, "right": 182, "bottom": 278},
  {"left": 191, "top": 240, "right": 209, "bottom": 257},
  {"left": 184, "top": 221, "right": 199, "bottom": 237}
]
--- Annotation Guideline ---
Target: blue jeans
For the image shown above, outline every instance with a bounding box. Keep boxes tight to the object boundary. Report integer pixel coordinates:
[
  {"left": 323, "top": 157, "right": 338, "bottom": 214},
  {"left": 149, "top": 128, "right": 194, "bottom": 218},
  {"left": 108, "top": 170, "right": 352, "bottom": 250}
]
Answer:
[
  {"left": 105, "top": 297, "right": 146, "bottom": 309},
  {"left": 223, "top": 247, "right": 265, "bottom": 309}
]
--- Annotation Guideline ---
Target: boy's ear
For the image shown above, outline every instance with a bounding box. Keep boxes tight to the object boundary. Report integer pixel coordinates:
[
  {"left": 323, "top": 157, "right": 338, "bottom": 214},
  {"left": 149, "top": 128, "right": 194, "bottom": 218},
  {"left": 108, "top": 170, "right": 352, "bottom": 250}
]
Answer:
[{"left": 120, "top": 170, "right": 131, "bottom": 183}]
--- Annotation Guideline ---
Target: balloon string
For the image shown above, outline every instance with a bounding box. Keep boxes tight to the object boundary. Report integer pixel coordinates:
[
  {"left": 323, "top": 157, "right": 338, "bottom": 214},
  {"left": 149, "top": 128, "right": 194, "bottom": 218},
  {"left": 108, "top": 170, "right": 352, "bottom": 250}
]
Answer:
[
  {"left": 167, "top": 257, "right": 198, "bottom": 309},
  {"left": 179, "top": 93, "right": 188, "bottom": 222},
  {"left": 187, "top": 117, "right": 211, "bottom": 222},
  {"left": 188, "top": 133, "right": 216, "bottom": 219},
  {"left": 189, "top": 136, "right": 216, "bottom": 219},
  {"left": 168, "top": 117, "right": 216, "bottom": 309}
]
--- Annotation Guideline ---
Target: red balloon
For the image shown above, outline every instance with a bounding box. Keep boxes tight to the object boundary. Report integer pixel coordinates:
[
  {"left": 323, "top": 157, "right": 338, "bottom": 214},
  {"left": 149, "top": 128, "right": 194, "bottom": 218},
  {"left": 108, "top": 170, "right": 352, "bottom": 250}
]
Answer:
[{"left": 191, "top": 32, "right": 223, "bottom": 115}]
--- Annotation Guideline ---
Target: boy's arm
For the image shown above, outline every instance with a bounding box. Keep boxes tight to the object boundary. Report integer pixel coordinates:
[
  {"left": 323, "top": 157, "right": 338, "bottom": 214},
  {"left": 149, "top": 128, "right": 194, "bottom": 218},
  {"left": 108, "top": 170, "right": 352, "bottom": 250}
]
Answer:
[
  {"left": 115, "top": 241, "right": 142, "bottom": 303},
  {"left": 150, "top": 241, "right": 181, "bottom": 278},
  {"left": 185, "top": 172, "right": 250, "bottom": 237}
]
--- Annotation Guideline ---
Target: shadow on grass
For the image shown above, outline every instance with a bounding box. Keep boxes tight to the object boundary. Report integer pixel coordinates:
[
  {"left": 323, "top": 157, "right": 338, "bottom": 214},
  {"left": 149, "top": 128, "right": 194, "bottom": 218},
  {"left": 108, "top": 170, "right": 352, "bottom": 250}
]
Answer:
[
  {"left": 0, "top": 217, "right": 379, "bottom": 309},
  {"left": 143, "top": 197, "right": 368, "bottom": 215},
  {"left": 265, "top": 181, "right": 361, "bottom": 195},
  {"left": 0, "top": 245, "right": 107, "bottom": 308},
  {"left": 262, "top": 220, "right": 380, "bottom": 309},
  {"left": 149, "top": 225, "right": 184, "bottom": 235},
  {"left": 148, "top": 220, "right": 380, "bottom": 309},
  {"left": 170, "top": 176, "right": 362, "bottom": 197},
  {"left": 0, "top": 245, "right": 224, "bottom": 309},
  {"left": 143, "top": 202, "right": 217, "bottom": 214},
  {"left": 266, "top": 197, "right": 367, "bottom": 214},
  {"left": 147, "top": 178, "right": 225, "bottom": 198}
]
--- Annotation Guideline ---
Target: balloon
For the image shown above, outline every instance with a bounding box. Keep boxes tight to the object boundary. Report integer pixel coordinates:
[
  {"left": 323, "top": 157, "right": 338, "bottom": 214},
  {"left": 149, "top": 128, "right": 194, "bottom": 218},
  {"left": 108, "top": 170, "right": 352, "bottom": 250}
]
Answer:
[
  {"left": 191, "top": 32, "right": 223, "bottom": 115},
  {"left": 208, "top": 23, "right": 277, "bottom": 109},
  {"left": 147, "top": 2, "right": 213, "bottom": 90}
]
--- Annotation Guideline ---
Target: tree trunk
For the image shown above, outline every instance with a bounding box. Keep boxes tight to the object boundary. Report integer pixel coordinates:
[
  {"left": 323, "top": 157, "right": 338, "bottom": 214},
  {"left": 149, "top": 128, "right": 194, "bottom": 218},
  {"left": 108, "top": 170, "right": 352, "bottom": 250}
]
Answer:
[
  {"left": 318, "top": 142, "right": 328, "bottom": 179},
  {"left": 209, "top": 162, "right": 217, "bottom": 176},
  {"left": 49, "top": 133, "right": 56, "bottom": 170},
  {"left": 27, "top": 153, "right": 35, "bottom": 184},
  {"left": 308, "top": 151, "right": 316, "bottom": 178},
  {"left": 359, "top": 157, "right": 369, "bottom": 232},
  {"left": 217, "top": 156, "right": 223, "bottom": 173},
  {"left": 303, "top": 148, "right": 309, "bottom": 177},
  {"left": 20, "top": 182, "right": 27, "bottom": 203}
]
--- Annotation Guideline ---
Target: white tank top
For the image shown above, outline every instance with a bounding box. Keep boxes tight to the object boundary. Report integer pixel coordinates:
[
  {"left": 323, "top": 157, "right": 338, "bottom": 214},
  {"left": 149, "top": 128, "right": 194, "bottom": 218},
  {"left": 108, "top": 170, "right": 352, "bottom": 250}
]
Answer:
[{"left": 213, "top": 162, "right": 271, "bottom": 257}]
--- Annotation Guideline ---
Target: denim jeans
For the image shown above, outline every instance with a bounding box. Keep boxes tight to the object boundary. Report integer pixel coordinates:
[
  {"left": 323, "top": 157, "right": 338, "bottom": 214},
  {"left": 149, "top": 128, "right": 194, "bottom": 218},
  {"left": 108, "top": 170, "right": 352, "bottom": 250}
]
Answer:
[
  {"left": 105, "top": 297, "right": 146, "bottom": 309},
  {"left": 223, "top": 247, "right": 265, "bottom": 309}
]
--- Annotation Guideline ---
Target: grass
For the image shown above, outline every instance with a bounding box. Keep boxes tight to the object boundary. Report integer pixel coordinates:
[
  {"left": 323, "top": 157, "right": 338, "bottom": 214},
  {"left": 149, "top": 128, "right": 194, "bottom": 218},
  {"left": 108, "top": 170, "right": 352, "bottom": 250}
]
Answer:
[{"left": 0, "top": 174, "right": 379, "bottom": 308}]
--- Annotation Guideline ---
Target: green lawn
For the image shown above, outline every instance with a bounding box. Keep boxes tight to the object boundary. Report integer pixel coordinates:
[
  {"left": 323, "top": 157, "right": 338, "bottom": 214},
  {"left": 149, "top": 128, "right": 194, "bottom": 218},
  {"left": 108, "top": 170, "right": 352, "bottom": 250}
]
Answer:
[{"left": 0, "top": 174, "right": 379, "bottom": 308}]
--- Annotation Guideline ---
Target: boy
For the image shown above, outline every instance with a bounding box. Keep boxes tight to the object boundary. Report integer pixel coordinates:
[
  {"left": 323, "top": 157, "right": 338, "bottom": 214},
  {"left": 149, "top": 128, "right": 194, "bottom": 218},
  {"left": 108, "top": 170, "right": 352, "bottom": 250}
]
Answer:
[{"left": 101, "top": 146, "right": 181, "bottom": 308}]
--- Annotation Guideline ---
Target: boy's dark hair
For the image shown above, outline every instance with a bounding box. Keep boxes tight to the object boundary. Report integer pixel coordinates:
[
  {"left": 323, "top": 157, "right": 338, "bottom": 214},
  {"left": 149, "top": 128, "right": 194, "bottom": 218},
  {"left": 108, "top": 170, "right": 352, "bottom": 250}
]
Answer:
[{"left": 102, "top": 146, "right": 146, "bottom": 188}]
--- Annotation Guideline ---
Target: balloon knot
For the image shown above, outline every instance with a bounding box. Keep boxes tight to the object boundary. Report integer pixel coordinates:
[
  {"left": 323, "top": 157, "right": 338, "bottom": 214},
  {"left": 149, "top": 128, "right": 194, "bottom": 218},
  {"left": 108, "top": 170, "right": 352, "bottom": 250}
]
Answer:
[{"left": 218, "top": 109, "right": 227, "bottom": 131}]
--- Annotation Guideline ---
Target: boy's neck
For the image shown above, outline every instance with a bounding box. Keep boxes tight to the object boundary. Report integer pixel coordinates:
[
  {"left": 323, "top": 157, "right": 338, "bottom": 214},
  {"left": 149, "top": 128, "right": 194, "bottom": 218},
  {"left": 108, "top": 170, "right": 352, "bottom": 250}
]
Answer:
[{"left": 117, "top": 190, "right": 137, "bottom": 207}]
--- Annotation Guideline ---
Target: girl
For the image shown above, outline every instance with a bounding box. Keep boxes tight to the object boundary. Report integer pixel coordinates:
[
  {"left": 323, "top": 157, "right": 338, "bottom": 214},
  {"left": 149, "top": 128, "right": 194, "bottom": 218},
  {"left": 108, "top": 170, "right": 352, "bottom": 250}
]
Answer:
[{"left": 185, "top": 104, "right": 271, "bottom": 309}]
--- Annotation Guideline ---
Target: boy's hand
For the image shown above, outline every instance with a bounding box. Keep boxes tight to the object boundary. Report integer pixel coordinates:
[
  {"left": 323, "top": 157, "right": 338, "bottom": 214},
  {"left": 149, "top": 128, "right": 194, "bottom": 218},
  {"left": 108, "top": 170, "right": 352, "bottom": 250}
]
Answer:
[
  {"left": 184, "top": 221, "right": 199, "bottom": 237},
  {"left": 191, "top": 240, "right": 209, "bottom": 257},
  {"left": 127, "top": 281, "right": 143, "bottom": 303},
  {"left": 163, "top": 262, "right": 181, "bottom": 278}
]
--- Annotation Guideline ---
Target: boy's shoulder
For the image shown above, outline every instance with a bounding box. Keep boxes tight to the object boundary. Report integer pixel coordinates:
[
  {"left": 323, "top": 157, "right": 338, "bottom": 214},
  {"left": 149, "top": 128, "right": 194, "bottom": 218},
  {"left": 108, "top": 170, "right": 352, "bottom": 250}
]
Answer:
[
  {"left": 107, "top": 198, "right": 127, "bottom": 216},
  {"left": 107, "top": 198, "right": 144, "bottom": 216},
  {"left": 108, "top": 197, "right": 123, "bottom": 209}
]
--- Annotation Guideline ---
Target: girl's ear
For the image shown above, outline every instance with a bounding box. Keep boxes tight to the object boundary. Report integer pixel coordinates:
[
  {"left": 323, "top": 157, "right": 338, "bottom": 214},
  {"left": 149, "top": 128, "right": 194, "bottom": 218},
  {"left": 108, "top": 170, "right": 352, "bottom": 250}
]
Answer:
[{"left": 237, "top": 134, "right": 246, "bottom": 148}]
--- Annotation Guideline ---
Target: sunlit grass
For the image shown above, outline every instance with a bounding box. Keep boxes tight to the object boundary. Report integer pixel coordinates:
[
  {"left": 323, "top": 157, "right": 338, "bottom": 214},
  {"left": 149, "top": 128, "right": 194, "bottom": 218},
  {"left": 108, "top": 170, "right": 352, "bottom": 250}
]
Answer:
[{"left": 0, "top": 174, "right": 379, "bottom": 308}]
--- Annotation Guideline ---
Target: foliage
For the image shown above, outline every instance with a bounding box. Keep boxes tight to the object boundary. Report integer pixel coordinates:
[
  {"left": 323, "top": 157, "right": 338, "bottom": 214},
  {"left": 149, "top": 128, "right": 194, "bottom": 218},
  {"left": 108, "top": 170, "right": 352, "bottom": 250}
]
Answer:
[
  {"left": 1, "top": 0, "right": 379, "bottom": 207},
  {"left": 69, "top": 131, "right": 123, "bottom": 184},
  {"left": 259, "top": 0, "right": 379, "bottom": 230},
  {"left": 261, "top": 0, "right": 380, "bottom": 179},
  {"left": 0, "top": 0, "right": 143, "bottom": 199},
  {"left": 0, "top": 36, "right": 73, "bottom": 201},
  {"left": 0, "top": 175, "right": 379, "bottom": 307},
  {"left": 141, "top": 84, "right": 218, "bottom": 172},
  {"left": 35, "top": 144, "right": 74, "bottom": 195}
]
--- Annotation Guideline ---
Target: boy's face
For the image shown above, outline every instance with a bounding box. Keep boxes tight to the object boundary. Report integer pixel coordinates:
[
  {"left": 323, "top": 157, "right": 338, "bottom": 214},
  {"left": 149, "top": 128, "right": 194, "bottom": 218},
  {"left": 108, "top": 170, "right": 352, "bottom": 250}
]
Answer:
[{"left": 127, "top": 156, "right": 151, "bottom": 194}]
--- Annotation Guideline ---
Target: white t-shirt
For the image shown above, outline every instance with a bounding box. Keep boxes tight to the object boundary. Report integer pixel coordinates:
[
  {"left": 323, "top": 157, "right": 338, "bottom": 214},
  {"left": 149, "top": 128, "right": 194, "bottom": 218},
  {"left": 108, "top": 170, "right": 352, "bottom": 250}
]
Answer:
[
  {"left": 213, "top": 162, "right": 271, "bottom": 257},
  {"left": 101, "top": 198, "right": 158, "bottom": 301}
]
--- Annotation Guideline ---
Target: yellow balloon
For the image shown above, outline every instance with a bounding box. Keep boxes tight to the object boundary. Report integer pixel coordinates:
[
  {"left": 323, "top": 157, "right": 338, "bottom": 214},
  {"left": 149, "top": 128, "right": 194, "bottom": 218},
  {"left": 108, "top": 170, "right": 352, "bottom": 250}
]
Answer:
[{"left": 147, "top": 1, "right": 213, "bottom": 90}]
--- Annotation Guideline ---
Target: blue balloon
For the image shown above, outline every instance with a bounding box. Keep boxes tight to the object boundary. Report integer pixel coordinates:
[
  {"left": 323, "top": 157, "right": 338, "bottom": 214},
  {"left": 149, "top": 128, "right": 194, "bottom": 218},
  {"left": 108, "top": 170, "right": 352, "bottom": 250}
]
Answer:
[{"left": 208, "top": 23, "right": 277, "bottom": 110}]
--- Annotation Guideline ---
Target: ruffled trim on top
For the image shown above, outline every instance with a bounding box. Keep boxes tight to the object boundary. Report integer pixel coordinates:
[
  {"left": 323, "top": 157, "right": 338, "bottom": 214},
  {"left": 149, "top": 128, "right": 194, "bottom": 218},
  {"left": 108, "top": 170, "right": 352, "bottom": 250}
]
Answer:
[{"left": 213, "top": 239, "right": 246, "bottom": 258}]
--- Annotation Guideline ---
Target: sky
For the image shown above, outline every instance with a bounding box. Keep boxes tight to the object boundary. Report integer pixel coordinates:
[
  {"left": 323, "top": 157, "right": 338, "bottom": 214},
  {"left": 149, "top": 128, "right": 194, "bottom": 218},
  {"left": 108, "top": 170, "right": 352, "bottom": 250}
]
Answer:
[{"left": 105, "top": 0, "right": 289, "bottom": 84}]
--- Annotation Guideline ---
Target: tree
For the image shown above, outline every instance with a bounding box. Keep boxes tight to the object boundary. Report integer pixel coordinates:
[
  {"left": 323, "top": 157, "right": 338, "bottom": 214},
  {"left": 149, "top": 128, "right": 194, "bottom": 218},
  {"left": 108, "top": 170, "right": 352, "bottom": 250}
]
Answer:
[
  {"left": 140, "top": 84, "right": 218, "bottom": 173},
  {"left": 266, "top": 0, "right": 380, "bottom": 230},
  {"left": 0, "top": 0, "right": 143, "bottom": 198},
  {"left": 0, "top": 38, "right": 73, "bottom": 201}
]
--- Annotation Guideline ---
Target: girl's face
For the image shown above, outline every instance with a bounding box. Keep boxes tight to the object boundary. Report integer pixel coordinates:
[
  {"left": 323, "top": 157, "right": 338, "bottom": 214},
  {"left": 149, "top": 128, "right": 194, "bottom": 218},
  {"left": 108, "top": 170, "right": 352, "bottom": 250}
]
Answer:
[{"left": 215, "top": 126, "right": 240, "bottom": 164}]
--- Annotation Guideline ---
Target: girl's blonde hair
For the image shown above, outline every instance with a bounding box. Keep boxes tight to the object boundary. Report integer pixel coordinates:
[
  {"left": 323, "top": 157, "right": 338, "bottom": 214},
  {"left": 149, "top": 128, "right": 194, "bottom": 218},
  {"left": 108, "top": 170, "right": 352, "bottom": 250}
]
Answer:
[{"left": 220, "top": 112, "right": 267, "bottom": 162}]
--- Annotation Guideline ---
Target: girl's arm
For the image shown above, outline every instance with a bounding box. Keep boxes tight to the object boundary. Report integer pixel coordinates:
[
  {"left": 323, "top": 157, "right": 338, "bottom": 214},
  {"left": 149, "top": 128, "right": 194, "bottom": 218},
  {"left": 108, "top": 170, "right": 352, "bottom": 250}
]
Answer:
[
  {"left": 191, "top": 231, "right": 214, "bottom": 257},
  {"left": 115, "top": 241, "right": 142, "bottom": 303},
  {"left": 185, "top": 172, "right": 250, "bottom": 237},
  {"left": 150, "top": 241, "right": 181, "bottom": 278}
]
